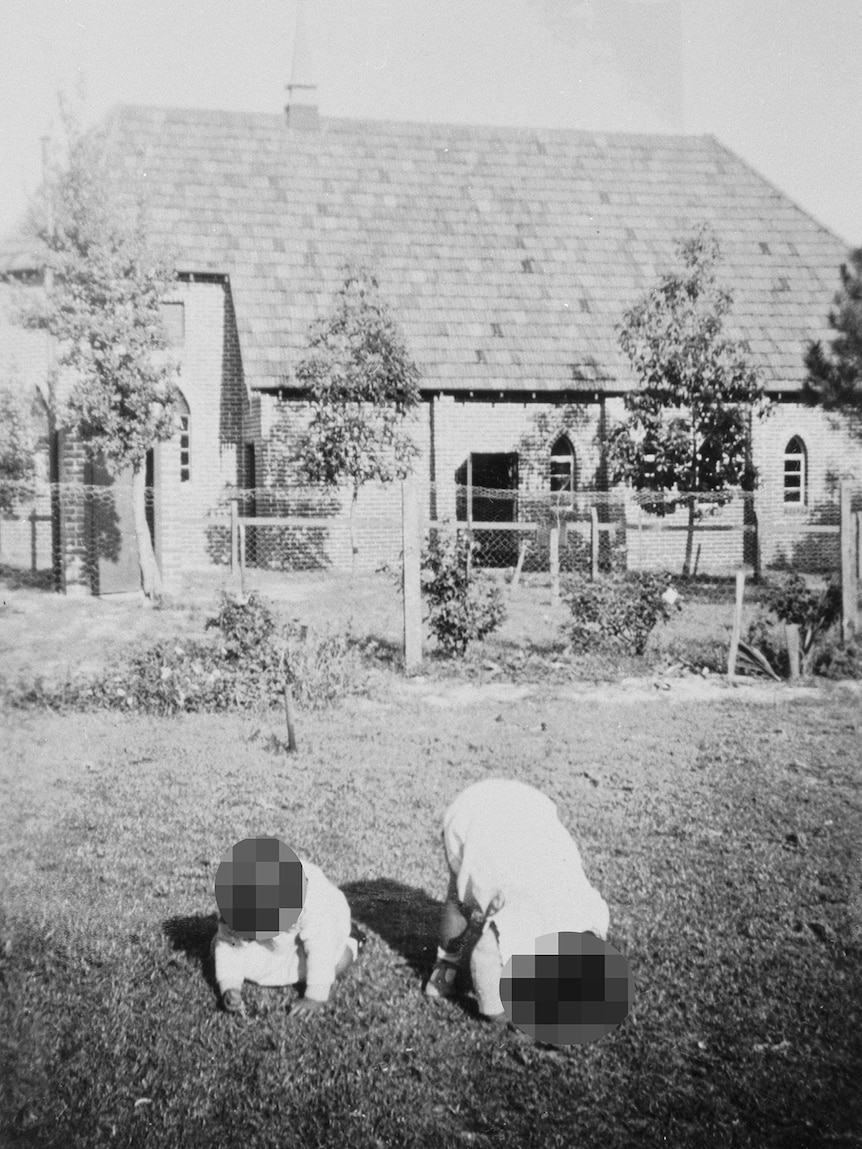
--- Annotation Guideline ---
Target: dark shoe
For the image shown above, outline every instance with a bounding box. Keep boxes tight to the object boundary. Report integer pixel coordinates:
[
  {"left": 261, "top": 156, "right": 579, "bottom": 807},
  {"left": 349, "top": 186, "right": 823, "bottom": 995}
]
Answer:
[
  {"left": 424, "top": 958, "right": 459, "bottom": 1000},
  {"left": 222, "top": 988, "right": 245, "bottom": 1015}
]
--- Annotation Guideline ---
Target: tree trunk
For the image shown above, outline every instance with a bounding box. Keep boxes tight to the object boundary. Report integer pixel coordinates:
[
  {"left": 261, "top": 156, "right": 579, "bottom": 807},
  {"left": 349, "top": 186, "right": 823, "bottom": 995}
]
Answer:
[
  {"left": 349, "top": 487, "right": 359, "bottom": 576},
  {"left": 682, "top": 494, "right": 696, "bottom": 578},
  {"left": 132, "top": 462, "right": 162, "bottom": 598}
]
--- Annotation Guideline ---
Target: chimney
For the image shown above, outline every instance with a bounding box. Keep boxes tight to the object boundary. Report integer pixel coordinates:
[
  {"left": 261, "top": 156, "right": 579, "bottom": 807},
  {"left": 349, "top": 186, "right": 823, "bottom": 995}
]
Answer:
[{"left": 285, "top": 0, "right": 319, "bottom": 129}]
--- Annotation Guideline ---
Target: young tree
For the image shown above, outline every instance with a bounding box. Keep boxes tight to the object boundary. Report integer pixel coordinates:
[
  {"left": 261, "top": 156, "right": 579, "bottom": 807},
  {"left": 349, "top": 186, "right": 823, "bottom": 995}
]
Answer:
[
  {"left": 802, "top": 247, "right": 862, "bottom": 412},
  {"left": 24, "top": 105, "right": 179, "bottom": 597},
  {"left": 295, "top": 267, "right": 421, "bottom": 568},
  {"left": 607, "top": 226, "right": 769, "bottom": 576},
  {"left": 0, "top": 382, "right": 38, "bottom": 515}
]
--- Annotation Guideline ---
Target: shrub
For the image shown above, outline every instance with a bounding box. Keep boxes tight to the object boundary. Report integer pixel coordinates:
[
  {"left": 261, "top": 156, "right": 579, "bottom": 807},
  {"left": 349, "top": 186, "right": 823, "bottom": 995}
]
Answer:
[
  {"left": 743, "top": 613, "right": 788, "bottom": 679},
  {"left": 421, "top": 532, "right": 506, "bottom": 656},
  {"left": 813, "top": 639, "right": 862, "bottom": 680},
  {"left": 760, "top": 573, "right": 841, "bottom": 674},
  {"left": 206, "top": 589, "right": 277, "bottom": 658},
  {"left": 563, "top": 572, "right": 679, "bottom": 656}
]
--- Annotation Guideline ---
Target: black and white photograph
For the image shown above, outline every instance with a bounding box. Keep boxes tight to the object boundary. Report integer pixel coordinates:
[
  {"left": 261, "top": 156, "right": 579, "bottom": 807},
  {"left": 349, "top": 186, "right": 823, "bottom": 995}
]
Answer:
[{"left": 1, "top": 1, "right": 860, "bottom": 1145}]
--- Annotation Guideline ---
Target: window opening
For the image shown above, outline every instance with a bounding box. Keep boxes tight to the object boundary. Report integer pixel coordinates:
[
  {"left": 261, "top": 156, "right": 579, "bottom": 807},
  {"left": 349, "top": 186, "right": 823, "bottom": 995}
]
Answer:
[
  {"left": 175, "top": 391, "right": 191, "bottom": 482},
  {"left": 783, "top": 436, "right": 806, "bottom": 505},
  {"left": 549, "top": 434, "right": 576, "bottom": 495}
]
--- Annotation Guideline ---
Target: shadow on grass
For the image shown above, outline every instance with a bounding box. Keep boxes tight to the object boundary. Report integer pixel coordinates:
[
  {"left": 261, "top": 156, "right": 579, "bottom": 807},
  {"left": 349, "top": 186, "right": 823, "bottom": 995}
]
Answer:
[
  {"left": 162, "top": 912, "right": 219, "bottom": 999},
  {"left": 341, "top": 877, "right": 446, "bottom": 982},
  {"left": 340, "top": 877, "right": 484, "bottom": 1014}
]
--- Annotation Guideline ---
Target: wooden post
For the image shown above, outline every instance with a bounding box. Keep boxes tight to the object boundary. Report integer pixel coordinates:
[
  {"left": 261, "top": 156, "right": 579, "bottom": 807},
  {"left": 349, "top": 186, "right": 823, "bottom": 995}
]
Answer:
[
  {"left": 549, "top": 525, "right": 560, "bottom": 606},
  {"left": 230, "top": 500, "right": 239, "bottom": 577},
  {"left": 283, "top": 682, "right": 297, "bottom": 753},
  {"left": 30, "top": 510, "right": 38, "bottom": 572},
  {"left": 840, "top": 483, "right": 858, "bottom": 642},
  {"left": 401, "top": 477, "right": 423, "bottom": 675},
  {"left": 727, "top": 569, "right": 746, "bottom": 682},
  {"left": 785, "top": 623, "right": 801, "bottom": 681},
  {"left": 856, "top": 511, "right": 862, "bottom": 581},
  {"left": 590, "top": 506, "right": 599, "bottom": 581},
  {"left": 238, "top": 523, "right": 246, "bottom": 596},
  {"left": 511, "top": 539, "right": 529, "bottom": 590}
]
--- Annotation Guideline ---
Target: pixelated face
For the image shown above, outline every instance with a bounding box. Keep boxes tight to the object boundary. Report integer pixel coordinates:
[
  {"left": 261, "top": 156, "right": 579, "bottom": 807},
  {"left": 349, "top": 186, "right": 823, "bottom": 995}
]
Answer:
[
  {"left": 500, "top": 931, "right": 634, "bottom": 1045},
  {"left": 214, "top": 838, "right": 307, "bottom": 941}
]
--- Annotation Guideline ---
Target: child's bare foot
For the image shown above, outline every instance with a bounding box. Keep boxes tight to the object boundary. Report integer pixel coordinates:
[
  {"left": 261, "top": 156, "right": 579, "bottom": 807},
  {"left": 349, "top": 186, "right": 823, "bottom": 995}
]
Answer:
[
  {"left": 222, "top": 989, "right": 245, "bottom": 1015},
  {"left": 424, "top": 958, "right": 459, "bottom": 1000}
]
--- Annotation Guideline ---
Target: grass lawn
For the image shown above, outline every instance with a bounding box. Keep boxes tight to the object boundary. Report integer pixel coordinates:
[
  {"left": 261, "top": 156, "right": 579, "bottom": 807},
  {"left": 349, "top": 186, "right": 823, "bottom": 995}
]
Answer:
[{"left": 2, "top": 671, "right": 861, "bottom": 1147}]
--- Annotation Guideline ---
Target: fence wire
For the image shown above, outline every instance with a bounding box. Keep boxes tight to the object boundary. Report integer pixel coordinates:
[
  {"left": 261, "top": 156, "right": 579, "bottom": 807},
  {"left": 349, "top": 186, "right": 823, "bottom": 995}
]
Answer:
[{"left": 1, "top": 479, "right": 860, "bottom": 594}]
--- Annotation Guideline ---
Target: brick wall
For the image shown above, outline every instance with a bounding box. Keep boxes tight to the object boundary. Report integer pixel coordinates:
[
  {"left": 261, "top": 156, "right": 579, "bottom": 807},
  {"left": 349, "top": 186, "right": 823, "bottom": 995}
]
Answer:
[
  {"left": 752, "top": 397, "right": 862, "bottom": 571},
  {"left": 246, "top": 393, "right": 429, "bottom": 573},
  {"left": 429, "top": 393, "right": 605, "bottom": 520}
]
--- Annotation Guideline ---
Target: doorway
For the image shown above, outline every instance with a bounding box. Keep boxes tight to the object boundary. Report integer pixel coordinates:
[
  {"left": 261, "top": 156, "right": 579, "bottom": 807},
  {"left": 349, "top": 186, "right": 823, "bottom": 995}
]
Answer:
[{"left": 456, "top": 451, "right": 519, "bottom": 566}]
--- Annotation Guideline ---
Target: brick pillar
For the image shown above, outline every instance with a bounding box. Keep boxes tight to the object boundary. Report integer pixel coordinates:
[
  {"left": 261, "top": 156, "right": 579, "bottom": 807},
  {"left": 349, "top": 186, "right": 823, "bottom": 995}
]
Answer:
[{"left": 57, "top": 432, "right": 92, "bottom": 596}]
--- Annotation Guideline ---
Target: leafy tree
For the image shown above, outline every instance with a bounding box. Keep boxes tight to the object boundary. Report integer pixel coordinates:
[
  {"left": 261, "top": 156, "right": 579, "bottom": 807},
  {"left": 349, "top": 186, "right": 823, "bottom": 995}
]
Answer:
[
  {"left": 802, "top": 247, "right": 862, "bottom": 412},
  {"left": 0, "top": 382, "right": 38, "bottom": 515},
  {"left": 295, "top": 267, "right": 421, "bottom": 568},
  {"left": 607, "top": 226, "right": 769, "bottom": 576},
  {"left": 24, "top": 103, "right": 179, "bottom": 597}
]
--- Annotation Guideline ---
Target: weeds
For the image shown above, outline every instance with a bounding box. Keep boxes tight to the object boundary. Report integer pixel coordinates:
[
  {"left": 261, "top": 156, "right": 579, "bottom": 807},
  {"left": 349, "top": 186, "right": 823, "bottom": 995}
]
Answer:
[{"left": 4, "top": 591, "right": 362, "bottom": 714}]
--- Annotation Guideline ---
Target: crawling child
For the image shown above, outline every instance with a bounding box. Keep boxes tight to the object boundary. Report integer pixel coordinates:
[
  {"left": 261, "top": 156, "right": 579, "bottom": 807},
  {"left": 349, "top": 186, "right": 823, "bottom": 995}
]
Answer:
[
  {"left": 212, "top": 837, "right": 362, "bottom": 1016},
  {"left": 424, "top": 778, "right": 610, "bottom": 1022}
]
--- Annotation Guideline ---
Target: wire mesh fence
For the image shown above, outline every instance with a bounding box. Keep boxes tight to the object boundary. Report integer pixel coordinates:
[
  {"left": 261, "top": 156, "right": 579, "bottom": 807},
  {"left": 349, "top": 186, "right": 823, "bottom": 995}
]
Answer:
[{"left": 1, "top": 478, "right": 860, "bottom": 597}]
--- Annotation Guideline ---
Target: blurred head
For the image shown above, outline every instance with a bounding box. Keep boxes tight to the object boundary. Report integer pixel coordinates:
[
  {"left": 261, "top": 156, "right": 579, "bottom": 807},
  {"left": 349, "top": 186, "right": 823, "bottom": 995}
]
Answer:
[{"left": 214, "top": 837, "right": 307, "bottom": 941}]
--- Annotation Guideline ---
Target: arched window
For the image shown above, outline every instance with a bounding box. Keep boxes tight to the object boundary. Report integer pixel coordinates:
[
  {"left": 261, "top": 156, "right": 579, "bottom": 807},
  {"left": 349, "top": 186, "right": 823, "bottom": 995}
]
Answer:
[
  {"left": 550, "top": 434, "right": 576, "bottom": 494},
  {"left": 783, "top": 436, "right": 806, "bottom": 505},
  {"left": 175, "top": 391, "right": 191, "bottom": 482}
]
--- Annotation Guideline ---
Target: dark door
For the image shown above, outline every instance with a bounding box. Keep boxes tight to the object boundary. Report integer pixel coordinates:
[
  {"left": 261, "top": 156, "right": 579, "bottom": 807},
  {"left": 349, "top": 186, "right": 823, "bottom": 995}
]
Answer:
[
  {"left": 85, "top": 454, "right": 141, "bottom": 594},
  {"left": 457, "top": 452, "right": 518, "bottom": 567}
]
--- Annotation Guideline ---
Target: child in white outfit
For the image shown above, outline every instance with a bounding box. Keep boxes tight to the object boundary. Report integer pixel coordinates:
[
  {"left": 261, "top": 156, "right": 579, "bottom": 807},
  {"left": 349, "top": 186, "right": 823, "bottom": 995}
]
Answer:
[
  {"left": 213, "top": 857, "right": 359, "bottom": 1015},
  {"left": 425, "top": 778, "right": 610, "bottom": 1020}
]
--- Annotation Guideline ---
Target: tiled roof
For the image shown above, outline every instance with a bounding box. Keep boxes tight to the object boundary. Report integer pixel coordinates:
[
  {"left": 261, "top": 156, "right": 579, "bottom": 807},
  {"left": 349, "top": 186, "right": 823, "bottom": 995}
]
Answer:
[{"left": 2, "top": 105, "right": 850, "bottom": 393}]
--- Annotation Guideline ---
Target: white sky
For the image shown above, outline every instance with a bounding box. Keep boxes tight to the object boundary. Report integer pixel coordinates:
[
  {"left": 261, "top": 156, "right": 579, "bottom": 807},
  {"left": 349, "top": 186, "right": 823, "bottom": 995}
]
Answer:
[{"left": 1, "top": 0, "right": 860, "bottom": 245}]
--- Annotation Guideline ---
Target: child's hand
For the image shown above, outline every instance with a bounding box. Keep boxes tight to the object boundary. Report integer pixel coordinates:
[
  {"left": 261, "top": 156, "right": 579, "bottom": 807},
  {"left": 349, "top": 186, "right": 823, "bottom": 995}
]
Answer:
[{"left": 290, "top": 997, "right": 327, "bottom": 1018}]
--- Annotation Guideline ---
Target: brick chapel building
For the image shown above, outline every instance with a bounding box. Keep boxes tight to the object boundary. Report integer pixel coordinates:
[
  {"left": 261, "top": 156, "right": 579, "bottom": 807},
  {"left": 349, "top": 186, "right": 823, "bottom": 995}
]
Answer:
[{"left": 0, "top": 69, "right": 859, "bottom": 593}]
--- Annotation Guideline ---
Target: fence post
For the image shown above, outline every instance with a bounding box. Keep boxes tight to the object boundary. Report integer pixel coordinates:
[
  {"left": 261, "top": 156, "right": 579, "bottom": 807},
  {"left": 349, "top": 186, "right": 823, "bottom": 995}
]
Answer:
[
  {"left": 590, "top": 507, "right": 599, "bottom": 580},
  {"left": 511, "top": 538, "right": 529, "bottom": 590},
  {"left": 549, "top": 525, "right": 560, "bottom": 606},
  {"left": 230, "top": 500, "right": 239, "bottom": 577},
  {"left": 401, "top": 477, "right": 423, "bottom": 675},
  {"left": 840, "top": 483, "right": 857, "bottom": 642},
  {"left": 856, "top": 511, "right": 862, "bottom": 580},
  {"left": 786, "top": 624, "right": 801, "bottom": 680},
  {"left": 549, "top": 526, "right": 563, "bottom": 606},
  {"left": 30, "top": 509, "right": 38, "bottom": 572},
  {"left": 727, "top": 568, "right": 746, "bottom": 682}
]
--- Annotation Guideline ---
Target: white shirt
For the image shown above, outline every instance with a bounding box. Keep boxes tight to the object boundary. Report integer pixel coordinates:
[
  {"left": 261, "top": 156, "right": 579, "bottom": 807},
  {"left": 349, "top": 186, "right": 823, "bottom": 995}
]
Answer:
[
  {"left": 213, "top": 857, "right": 351, "bottom": 1002},
  {"left": 442, "top": 778, "right": 610, "bottom": 967}
]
